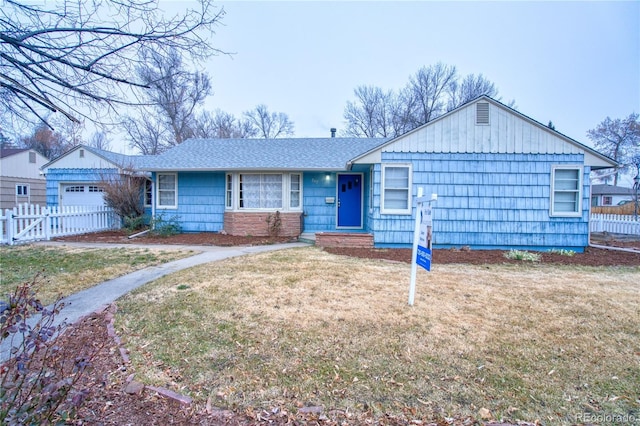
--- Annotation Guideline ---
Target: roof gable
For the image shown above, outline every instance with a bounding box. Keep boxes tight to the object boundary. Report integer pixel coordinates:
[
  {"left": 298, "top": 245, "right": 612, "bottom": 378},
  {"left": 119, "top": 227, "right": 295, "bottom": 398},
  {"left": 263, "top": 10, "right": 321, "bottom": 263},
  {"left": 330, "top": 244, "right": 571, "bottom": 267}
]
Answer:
[
  {"left": 352, "top": 96, "right": 617, "bottom": 169},
  {"left": 142, "top": 137, "right": 389, "bottom": 171},
  {"left": 41, "top": 145, "right": 153, "bottom": 172}
]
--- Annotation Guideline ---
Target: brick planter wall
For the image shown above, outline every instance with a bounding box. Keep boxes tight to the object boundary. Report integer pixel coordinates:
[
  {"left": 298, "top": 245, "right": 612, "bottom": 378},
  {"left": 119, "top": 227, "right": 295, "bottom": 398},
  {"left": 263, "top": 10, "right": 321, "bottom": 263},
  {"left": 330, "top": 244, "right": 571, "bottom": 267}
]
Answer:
[
  {"left": 224, "top": 211, "right": 302, "bottom": 237},
  {"left": 315, "top": 232, "right": 374, "bottom": 248}
]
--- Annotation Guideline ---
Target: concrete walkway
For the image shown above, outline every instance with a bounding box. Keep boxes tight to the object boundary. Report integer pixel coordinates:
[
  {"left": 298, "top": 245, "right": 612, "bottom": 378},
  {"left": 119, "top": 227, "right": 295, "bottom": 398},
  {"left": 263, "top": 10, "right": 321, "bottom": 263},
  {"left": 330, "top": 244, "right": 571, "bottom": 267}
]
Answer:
[{"left": 1, "top": 241, "right": 309, "bottom": 361}]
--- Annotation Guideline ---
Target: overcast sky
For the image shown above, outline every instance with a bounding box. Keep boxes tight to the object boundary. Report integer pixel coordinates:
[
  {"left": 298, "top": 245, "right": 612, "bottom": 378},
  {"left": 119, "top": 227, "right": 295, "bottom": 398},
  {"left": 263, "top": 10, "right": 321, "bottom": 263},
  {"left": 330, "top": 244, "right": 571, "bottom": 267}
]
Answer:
[{"left": 188, "top": 0, "right": 638, "bottom": 148}]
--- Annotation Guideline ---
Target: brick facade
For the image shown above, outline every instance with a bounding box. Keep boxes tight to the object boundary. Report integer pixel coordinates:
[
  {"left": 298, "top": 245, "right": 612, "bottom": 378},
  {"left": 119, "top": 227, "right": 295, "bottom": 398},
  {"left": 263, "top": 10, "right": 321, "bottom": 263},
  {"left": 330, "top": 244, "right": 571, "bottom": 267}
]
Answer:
[{"left": 224, "top": 211, "right": 302, "bottom": 237}]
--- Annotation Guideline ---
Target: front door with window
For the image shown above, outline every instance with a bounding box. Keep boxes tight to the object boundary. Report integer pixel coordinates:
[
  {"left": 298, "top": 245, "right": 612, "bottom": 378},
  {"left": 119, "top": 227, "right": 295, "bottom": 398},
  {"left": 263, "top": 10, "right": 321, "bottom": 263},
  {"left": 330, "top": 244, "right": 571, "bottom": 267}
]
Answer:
[{"left": 337, "top": 174, "right": 363, "bottom": 228}]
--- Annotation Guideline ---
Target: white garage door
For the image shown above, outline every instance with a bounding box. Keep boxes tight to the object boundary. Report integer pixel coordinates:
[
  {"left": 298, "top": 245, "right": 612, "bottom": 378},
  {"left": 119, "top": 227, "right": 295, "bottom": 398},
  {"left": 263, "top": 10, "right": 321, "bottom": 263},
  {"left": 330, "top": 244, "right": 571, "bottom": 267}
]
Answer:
[{"left": 61, "top": 184, "right": 106, "bottom": 206}]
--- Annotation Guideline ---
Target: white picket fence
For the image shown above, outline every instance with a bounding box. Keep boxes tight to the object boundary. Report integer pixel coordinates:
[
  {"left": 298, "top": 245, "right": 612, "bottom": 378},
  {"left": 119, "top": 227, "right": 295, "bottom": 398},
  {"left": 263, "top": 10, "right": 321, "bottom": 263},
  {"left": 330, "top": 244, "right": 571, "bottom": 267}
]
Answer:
[
  {"left": 0, "top": 204, "right": 120, "bottom": 245},
  {"left": 590, "top": 213, "right": 640, "bottom": 236}
]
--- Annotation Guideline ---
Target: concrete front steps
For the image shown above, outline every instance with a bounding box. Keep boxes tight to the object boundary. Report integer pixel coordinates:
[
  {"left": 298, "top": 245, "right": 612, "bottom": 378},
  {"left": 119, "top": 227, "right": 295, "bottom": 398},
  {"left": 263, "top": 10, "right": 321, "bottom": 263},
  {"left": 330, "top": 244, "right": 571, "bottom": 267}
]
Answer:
[{"left": 300, "top": 232, "right": 374, "bottom": 248}]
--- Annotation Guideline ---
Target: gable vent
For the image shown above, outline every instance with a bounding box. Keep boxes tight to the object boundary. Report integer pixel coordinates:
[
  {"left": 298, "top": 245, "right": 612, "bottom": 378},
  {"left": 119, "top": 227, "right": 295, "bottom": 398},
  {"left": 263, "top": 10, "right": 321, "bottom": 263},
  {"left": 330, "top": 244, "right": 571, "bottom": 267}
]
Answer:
[{"left": 476, "top": 102, "right": 490, "bottom": 125}]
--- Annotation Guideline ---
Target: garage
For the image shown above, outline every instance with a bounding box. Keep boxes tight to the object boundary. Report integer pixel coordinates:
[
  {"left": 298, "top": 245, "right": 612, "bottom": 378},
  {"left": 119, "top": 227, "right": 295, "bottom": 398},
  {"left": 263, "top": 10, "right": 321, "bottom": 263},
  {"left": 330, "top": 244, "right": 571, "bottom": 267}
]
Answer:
[{"left": 61, "top": 184, "right": 106, "bottom": 207}]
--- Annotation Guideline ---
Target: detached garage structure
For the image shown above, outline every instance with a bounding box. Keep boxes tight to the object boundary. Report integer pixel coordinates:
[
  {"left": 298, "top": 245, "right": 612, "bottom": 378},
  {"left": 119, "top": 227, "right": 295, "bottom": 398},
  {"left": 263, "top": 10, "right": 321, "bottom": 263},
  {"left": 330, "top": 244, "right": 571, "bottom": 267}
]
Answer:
[{"left": 41, "top": 145, "right": 151, "bottom": 208}]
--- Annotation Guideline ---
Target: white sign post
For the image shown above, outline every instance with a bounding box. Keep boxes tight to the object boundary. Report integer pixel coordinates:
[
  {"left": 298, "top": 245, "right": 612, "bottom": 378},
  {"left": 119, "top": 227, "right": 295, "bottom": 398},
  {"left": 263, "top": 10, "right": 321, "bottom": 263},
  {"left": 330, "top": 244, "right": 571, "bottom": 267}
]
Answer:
[{"left": 408, "top": 188, "right": 437, "bottom": 306}]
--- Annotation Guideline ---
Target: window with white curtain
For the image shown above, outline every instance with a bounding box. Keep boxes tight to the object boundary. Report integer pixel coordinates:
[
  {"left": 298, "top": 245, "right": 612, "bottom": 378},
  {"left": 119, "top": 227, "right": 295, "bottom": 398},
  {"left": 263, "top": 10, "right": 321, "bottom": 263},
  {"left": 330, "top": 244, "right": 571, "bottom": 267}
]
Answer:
[
  {"left": 381, "top": 164, "right": 412, "bottom": 214},
  {"left": 239, "top": 174, "right": 283, "bottom": 209},
  {"left": 550, "top": 165, "right": 582, "bottom": 217}
]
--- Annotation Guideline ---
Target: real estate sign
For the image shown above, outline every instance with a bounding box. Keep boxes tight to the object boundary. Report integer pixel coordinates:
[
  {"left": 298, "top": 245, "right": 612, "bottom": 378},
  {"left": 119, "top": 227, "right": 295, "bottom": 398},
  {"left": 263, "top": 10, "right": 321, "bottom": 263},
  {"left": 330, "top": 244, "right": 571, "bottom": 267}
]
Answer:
[
  {"left": 408, "top": 191, "right": 436, "bottom": 306},
  {"left": 416, "top": 202, "right": 433, "bottom": 271}
]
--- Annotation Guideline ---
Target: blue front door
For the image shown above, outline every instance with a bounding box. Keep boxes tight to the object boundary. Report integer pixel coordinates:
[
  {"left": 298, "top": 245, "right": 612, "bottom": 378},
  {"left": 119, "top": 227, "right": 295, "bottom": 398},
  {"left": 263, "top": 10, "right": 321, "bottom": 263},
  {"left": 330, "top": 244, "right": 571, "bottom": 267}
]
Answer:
[{"left": 337, "top": 174, "right": 363, "bottom": 228}]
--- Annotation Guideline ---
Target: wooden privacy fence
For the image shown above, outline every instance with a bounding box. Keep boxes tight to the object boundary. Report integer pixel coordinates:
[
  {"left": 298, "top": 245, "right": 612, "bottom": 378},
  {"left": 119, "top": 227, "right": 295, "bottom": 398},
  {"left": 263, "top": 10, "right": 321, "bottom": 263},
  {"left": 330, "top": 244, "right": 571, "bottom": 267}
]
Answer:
[
  {"left": 590, "top": 213, "right": 640, "bottom": 236},
  {"left": 0, "top": 204, "right": 120, "bottom": 245}
]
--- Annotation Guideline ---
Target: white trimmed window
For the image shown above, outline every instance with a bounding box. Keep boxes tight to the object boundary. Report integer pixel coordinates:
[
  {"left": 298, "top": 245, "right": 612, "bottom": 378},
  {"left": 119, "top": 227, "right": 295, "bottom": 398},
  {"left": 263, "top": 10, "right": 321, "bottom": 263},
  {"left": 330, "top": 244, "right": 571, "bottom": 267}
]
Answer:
[
  {"left": 239, "top": 174, "right": 283, "bottom": 209},
  {"left": 16, "top": 184, "right": 29, "bottom": 196},
  {"left": 290, "top": 174, "right": 301, "bottom": 208},
  {"left": 381, "top": 164, "right": 412, "bottom": 214},
  {"left": 550, "top": 165, "right": 582, "bottom": 217},
  {"left": 144, "top": 180, "right": 153, "bottom": 207},
  {"left": 157, "top": 173, "right": 177, "bottom": 208},
  {"left": 227, "top": 173, "right": 302, "bottom": 211},
  {"left": 225, "top": 174, "right": 233, "bottom": 209}
]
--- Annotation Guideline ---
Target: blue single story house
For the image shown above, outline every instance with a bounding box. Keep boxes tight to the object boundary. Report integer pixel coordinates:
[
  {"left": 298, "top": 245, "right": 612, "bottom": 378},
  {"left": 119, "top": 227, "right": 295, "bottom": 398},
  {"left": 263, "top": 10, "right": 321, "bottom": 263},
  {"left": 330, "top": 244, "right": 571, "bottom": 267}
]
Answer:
[{"left": 44, "top": 96, "right": 617, "bottom": 251}]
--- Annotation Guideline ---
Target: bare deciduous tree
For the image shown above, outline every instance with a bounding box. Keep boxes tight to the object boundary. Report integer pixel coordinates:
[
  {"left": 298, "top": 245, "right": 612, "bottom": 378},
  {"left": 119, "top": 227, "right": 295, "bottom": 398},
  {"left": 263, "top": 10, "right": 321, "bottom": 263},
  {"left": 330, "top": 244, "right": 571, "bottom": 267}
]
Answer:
[
  {"left": 100, "top": 169, "right": 146, "bottom": 222},
  {"left": 244, "top": 104, "right": 294, "bottom": 139},
  {"left": 343, "top": 86, "right": 392, "bottom": 137},
  {"left": 122, "top": 114, "right": 168, "bottom": 155},
  {"left": 446, "top": 73, "right": 498, "bottom": 111},
  {"left": 0, "top": 0, "right": 225, "bottom": 129},
  {"left": 88, "top": 130, "right": 112, "bottom": 151},
  {"left": 193, "top": 110, "right": 258, "bottom": 139},
  {"left": 408, "top": 62, "right": 458, "bottom": 125},
  {"left": 19, "top": 122, "right": 66, "bottom": 159},
  {"left": 343, "top": 63, "right": 511, "bottom": 138},
  {"left": 587, "top": 113, "right": 640, "bottom": 186},
  {"left": 123, "top": 48, "right": 212, "bottom": 152}
]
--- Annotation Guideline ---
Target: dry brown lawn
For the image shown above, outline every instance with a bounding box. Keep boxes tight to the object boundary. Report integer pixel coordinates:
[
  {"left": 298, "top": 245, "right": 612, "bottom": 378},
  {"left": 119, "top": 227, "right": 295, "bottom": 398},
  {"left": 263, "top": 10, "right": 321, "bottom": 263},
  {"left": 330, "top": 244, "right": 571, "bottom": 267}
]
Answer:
[{"left": 116, "top": 247, "right": 640, "bottom": 424}]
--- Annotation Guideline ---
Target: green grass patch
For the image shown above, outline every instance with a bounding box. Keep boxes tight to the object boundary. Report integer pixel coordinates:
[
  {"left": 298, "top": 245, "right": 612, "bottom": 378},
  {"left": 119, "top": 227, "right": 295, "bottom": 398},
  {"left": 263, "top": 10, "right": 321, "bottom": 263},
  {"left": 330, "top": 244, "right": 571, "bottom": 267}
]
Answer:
[
  {"left": 504, "top": 249, "right": 542, "bottom": 262},
  {"left": 0, "top": 245, "right": 191, "bottom": 304}
]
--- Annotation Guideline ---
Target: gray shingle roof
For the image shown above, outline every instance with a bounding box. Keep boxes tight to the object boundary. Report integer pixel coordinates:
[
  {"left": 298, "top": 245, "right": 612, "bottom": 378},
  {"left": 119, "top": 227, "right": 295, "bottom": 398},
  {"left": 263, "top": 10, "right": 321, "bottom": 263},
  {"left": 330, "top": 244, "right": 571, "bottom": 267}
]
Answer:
[
  {"left": 83, "top": 146, "right": 153, "bottom": 169},
  {"left": 591, "top": 184, "right": 635, "bottom": 196},
  {"left": 142, "top": 138, "right": 389, "bottom": 171}
]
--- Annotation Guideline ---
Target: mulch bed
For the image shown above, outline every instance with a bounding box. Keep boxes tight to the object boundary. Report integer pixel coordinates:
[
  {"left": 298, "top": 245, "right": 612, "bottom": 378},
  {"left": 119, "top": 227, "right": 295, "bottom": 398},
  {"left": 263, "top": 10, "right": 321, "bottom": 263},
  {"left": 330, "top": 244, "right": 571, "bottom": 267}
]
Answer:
[{"left": 54, "top": 230, "right": 640, "bottom": 267}]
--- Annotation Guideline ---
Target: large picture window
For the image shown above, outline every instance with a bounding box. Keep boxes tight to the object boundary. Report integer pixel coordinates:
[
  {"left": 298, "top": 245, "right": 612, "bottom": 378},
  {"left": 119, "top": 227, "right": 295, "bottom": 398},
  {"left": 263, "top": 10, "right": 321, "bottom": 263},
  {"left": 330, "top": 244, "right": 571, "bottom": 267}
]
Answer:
[
  {"left": 157, "top": 173, "right": 177, "bottom": 208},
  {"left": 550, "top": 165, "right": 582, "bottom": 217},
  {"left": 239, "top": 174, "right": 283, "bottom": 209},
  {"left": 381, "top": 164, "right": 412, "bottom": 214}
]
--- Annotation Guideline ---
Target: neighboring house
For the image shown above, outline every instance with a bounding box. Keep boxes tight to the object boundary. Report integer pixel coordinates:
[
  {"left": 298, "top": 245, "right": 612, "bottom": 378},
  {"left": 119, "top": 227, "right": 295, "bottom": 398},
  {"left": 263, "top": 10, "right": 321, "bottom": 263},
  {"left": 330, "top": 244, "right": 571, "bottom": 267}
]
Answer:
[
  {"left": 139, "top": 96, "right": 616, "bottom": 251},
  {"left": 0, "top": 148, "right": 49, "bottom": 210},
  {"left": 41, "top": 145, "right": 152, "bottom": 208},
  {"left": 591, "top": 184, "right": 635, "bottom": 206}
]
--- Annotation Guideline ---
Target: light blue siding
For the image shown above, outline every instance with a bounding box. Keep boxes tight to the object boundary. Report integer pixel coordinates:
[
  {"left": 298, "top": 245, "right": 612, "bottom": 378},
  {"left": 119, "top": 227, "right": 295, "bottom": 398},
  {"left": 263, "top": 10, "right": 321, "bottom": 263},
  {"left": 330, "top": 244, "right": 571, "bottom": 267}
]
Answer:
[
  {"left": 158, "top": 172, "right": 226, "bottom": 232},
  {"left": 371, "top": 153, "right": 590, "bottom": 251},
  {"left": 302, "top": 172, "right": 337, "bottom": 232},
  {"left": 301, "top": 166, "right": 372, "bottom": 233},
  {"left": 45, "top": 168, "right": 119, "bottom": 206}
]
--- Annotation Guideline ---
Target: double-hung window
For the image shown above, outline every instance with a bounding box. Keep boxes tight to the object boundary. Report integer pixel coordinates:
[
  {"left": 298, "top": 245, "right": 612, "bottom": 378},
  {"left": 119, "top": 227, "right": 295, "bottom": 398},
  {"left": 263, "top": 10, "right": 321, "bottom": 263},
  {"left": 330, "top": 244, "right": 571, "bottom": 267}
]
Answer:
[
  {"left": 157, "top": 173, "right": 177, "bottom": 208},
  {"left": 290, "top": 174, "right": 301, "bottom": 209},
  {"left": 226, "top": 174, "right": 233, "bottom": 209},
  {"left": 381, "top": 164, "right": 412, "bottom": 214},
  {"left": 144, "top": 180, "right": 153, "bottom": 207},
  {"left": 550, "top": 165, "right": 582, "bottom": 217}
]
